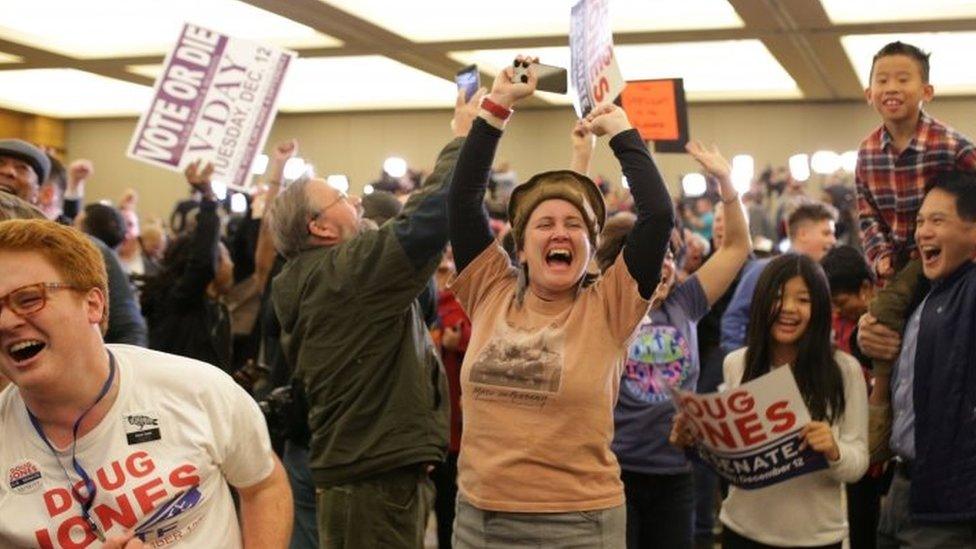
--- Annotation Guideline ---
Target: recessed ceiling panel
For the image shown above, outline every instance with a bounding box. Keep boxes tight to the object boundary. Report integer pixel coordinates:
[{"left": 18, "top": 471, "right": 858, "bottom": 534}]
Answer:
[
  {"left": 323, "top": 0, "right": 742, "bottom": 42},
  {"left": 842, "top": 32, "right": 976, "bottom": 94},
  {"left": 277, "top": 56, "right": 457, "bottom": 111},
  {"left": 130, "top": 56, "right": 460, "bottom": 111},
  {"left": 0, "top": 0, "right": 341, "bottom": 59},
  {"left": 452, "top": 40, "right": 800, "bottom": 102},
  {"left": 822, "top": 0, "right": 976, "bottom": 24},
  {"left": 0, "top": 69, "right": 151, "bottom": 117}
]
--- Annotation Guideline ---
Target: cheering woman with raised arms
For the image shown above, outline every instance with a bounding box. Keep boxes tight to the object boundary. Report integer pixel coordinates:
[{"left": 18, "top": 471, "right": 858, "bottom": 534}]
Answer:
[{"left": 446, "top": 56, "right": 674, "bottom": 547}]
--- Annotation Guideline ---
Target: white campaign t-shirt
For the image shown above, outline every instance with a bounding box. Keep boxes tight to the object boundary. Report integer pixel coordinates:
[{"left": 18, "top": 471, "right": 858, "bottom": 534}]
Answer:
[{"left": 0, "top": 345, "right": 275, "bottom": 548}]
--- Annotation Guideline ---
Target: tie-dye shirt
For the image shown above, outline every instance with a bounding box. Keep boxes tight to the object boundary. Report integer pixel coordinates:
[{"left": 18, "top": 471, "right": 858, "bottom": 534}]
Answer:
[{"left": 612, "top": 275, "right": 708, "bottom": 474}]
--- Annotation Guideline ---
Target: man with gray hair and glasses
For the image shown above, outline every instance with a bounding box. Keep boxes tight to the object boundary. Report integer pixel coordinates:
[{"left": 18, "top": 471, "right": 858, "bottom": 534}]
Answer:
[{"left": 269, "top": 87, "right": 485, "bottom": 548}]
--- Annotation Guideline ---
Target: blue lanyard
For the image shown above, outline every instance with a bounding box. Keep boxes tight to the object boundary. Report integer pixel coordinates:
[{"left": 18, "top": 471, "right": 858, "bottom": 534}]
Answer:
[{"left": 27, "top": 352, "right": 116, "bottom": 542}]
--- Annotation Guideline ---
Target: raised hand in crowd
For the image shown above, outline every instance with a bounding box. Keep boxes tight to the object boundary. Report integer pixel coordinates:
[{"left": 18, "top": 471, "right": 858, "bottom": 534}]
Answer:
[
  {"left": 119, "top": 187, "right": 138, "bottom": 210},
  {"left": 67, "top": 158, "right": 93, "bottom": 195},
  {"left": 183, "top": 159, "right": 215, "bottom": 199},
  {"left": 800, "top": 421, "right": 841, "bottom": 461},
  {"left": 686, "top": 140, "right": 732, "bottom": 184},
  {"left": 452, "top": 86, "right": 487, "bottom": 138},
  {"left": 254, "top": 139, "right": 298, "bottom": 291},
  {"left": 267, "top": 138, "right": 298, "bottom": 185},
  {"left": 582, "top": 103, "right": 632, "bottom": 138},
  {"left": 684, "top": 140, "right": 752, "bottom": 305},
  {"left": 569, "top": 120, "right": 595, "bottom": 175},
  {"left": 484, "top": 55, "right": 539, "bottom": 113}
]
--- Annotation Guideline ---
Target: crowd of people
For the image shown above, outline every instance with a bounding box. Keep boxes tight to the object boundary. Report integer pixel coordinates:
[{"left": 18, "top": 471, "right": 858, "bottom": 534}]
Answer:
[{"left": 0, "top": 40, "right": 973, "bottom": 549}]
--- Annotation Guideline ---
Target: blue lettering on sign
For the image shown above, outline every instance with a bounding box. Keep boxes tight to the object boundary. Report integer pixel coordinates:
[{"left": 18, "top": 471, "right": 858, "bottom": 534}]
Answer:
[{"left": 623, "top": 325, "right": 690, "bottom": 403}]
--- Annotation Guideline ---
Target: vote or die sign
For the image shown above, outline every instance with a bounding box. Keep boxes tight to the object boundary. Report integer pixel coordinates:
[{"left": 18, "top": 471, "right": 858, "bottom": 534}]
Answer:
[
  {"left": 127, "top": 23, "right": 294, "bottom": 188},
  {"left": 569, "top": 0, "right": 625, "bottom": 117},
  {"left": 672, "top": 366, "right": 829, "bottom": 490}
]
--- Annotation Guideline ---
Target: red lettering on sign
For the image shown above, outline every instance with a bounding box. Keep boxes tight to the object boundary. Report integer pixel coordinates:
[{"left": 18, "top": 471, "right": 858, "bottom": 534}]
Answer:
[
  {"left": 593, "top": 77, "right": 609, "bottom": 102},
  {"left": 735, "top": 413, "right": 767, "bottom": 446},
  {"left": 702, "top": 420, "right": 736, "bottom": 448},
  {"left": 728, "top": 391, "right": 755, "bottom": 414},
  {"left": 765, "top": 401, "right": 797, "bottom": 433},
  {"left": 701, "top": 398, "right": 727, "bottom": 420}
]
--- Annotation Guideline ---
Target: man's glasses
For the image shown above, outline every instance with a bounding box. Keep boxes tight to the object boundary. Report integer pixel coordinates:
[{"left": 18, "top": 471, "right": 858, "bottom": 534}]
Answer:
[
  {"left": 309, "top": 190, "right": 350, "bottom": 227},
  {"left": 0, "top": 283, "right": 78, "bottom": 316},
  {"left": 321, "top": 189, "right": 349, "bottom": 212}
]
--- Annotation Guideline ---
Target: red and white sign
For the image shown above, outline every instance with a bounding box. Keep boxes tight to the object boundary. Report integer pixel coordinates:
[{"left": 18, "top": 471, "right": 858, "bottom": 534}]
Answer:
[
  {"left": 672, "top": 366, "right": 829, "bottom": 489},
  {"left": 569, "top": 0, "right": 625, "bottom": 117}
]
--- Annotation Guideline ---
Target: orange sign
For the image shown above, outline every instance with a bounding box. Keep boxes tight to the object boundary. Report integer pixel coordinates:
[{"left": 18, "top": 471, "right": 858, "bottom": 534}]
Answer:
[{"left": 620, "top": 80, "right": 682, "bottom": 142}]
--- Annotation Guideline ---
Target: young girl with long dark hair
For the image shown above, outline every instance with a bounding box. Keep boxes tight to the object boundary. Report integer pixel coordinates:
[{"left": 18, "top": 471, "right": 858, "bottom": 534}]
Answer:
[{"left": 673, "top": 253, "right": 868, "bottom": 548}]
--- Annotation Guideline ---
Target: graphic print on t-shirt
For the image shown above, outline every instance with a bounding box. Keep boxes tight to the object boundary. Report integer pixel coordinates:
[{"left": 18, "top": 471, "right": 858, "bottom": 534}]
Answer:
[
  {"left": 468, "top": 321, "right": 564, "bottom": 408},
  {"left": 624, "top": 324, "right": 690, "bottom": 404},
  {"left": 27, "top": 449, "right": 205, "bottom": 548}
]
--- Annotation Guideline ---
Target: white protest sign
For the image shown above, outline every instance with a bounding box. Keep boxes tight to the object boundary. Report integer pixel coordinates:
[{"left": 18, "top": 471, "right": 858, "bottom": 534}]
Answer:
[
  {"left": 672, "top": 366, "right": 829, "bottom": 490},
  {"left": 569, "top": 0, "right": 626, "bottom": 117},
  {"left": 127, "top": 23, "right": 295, "bottom": 188}
]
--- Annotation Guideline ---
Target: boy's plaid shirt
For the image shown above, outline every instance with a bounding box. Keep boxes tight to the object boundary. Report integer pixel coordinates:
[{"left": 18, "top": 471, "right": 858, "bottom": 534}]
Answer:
[{"left": 855, "top": 112, "right": 976, "bottom": 266}]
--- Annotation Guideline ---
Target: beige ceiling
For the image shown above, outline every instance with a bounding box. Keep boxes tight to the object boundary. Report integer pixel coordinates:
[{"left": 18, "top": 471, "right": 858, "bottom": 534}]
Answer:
[{"left": 2, "top": 0, "right": 976, "bottom": 116}]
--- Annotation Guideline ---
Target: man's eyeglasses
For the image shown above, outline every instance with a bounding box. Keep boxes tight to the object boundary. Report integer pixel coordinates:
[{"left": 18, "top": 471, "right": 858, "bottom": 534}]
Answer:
[
  {"left": 310, "top": 190, "right": 350, "bottom": 226},
  {"left": 0, "top": 283, "right": 79, "bottom": 316},
  {"left": 321, "top": 189, "right": 349, "bottom": 212}
]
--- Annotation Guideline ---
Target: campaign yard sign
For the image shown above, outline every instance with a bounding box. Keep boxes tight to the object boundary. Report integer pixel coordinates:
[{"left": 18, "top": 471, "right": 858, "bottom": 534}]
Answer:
[
  {"left": 672, "top": 366, "right": 828, "bottom": 490},
  {"left": 127, "top": 23, "right": 294, "bottom": 188},
  {"left": 569, "top": 0, "right": 625, "bottom": 117}
]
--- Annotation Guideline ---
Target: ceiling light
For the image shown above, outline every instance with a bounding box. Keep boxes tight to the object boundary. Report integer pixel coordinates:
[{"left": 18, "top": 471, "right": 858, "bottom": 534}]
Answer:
[
  {"left": 840, "top": 150, "right": 858, "bottom": 173},
  {"left": 822, "top": 0, "right": 976, "bottom": 24},
  {"left": 810, "top": 150, "right": 841, "bottom": 175},
  {"left": 230, "top": 193, "right": 248, "bottom": 213},
  {"left": 0, "top": 0, "right": 340, "bottom": 58},
  {"left": 0, "top": 69, "right": 151, "bottom": 117},
  {"left": 383, "top": 157, "right": 408, "bottom": 178},
  {"left": 327, "top": 174, "right": 350, "bottom": 193},
  {"left": 453, "top": 40, "right": 800, "bottom": 103},
  {"left": 211, "top": 180, "right": 228, "bottom": 201},
  {"left": 363, "top": 184, "right": 375, "bottom": 195},
  {"left": 134, "top": 55, "right": 460, "bottom": 112},
  {"left": 321, "top": 0, "right": 742, "bottom": 43},
  {"left": 251, "top": 154, "right": 269, "bottom": 176},
  {"left": 788, "top": 154, "right": 810, "bottom": 182},
  {"left": 682, "top": 173, "right": 706, "bottom": 197},
  {"left": 731, "top": 154, "right": 754, "bottom": 194},
  {"left": 279, "top": 56, "right": 457, "bottom": 111},
  {"left": 283, "top": 158, "right": 306, "bottom": 180},
  {"left": 842, "top": 32, "right": 976, "bottom": 94}
]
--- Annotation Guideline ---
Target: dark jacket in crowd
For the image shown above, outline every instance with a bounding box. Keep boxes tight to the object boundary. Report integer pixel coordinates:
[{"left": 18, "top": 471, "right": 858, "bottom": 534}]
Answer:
[
  {"left": 144, "top": 199, "right": 231, "bottom": 371},
  {"left": 91, "top": 236, "right": 148, "bottom": 346},
  {"left": 911, "top": 261, "right": 976, "bottom": 521},
  {"left": 272, "top": 138, "right": 461, "bottom": 488}
]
